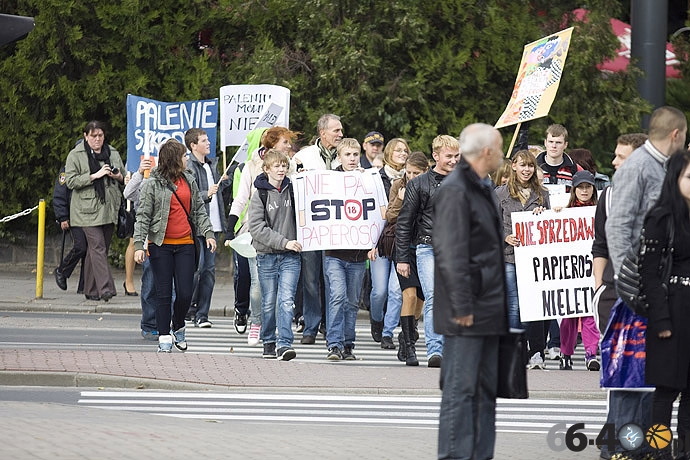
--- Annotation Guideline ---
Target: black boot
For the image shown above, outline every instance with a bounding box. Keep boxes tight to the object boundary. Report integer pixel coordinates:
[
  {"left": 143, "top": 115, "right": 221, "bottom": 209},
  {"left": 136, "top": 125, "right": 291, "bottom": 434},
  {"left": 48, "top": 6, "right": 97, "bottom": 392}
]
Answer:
[
  {"left": 397, "top": 331, "right": 407, "bottom": 362},
  {"left": 401, "top": 316, "right": 419, "bottom": 366},
  {"left": 413, "top": 317, "right": 419, "bottom": 342}
]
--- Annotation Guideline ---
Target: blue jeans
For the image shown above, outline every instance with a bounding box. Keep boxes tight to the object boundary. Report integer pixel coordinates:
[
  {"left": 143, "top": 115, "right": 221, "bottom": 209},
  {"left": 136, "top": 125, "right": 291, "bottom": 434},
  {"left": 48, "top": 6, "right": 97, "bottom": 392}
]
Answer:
[
  {"left": 416, "top": 244, "right": 444, "bottom": 357},
  {"left": 148, "top": 243, "right": 196, "bottom": 334},
  {"left": 191, "top": 233, "right": 218, "bottom": 321},
  {"left": 438, "top": 335, "right": 499, "bottom": 460},
  {"left": 257, "top": 252, "right": 300, "bottom": 349},
  {"left": 140, "top": 256, "right": 157, "bottom": 332},
  {"left": 600, "top": 390, "right": 653, "bottom": 457},
  {"left": 248, "top": 257, "right": 261, "bottom": 325},
  {"left": 505, "top": 263, "right": 523, "bottom": 330},
  {"left": 370, "top": 255, "right": 403, "bottom": 338},
  {"left": 324, "top": 256, "right": 366, "bottom": 350},
  {"left": 301, "top": 250, "right": 324, "bottom": 337}
]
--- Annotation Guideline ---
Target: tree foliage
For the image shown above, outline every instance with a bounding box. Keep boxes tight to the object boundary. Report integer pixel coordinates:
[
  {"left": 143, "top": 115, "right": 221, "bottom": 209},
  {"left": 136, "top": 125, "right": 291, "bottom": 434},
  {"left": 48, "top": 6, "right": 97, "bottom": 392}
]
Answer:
[{"left": 0, "top": 0, "right": 661, "bottom": 229}]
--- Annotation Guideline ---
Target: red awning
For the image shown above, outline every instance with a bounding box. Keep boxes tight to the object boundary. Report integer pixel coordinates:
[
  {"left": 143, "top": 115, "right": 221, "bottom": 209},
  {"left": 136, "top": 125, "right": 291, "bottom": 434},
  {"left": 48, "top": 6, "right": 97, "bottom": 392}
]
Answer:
[{"left": 573, "top": 8, "right": 681, "bottom": 79}]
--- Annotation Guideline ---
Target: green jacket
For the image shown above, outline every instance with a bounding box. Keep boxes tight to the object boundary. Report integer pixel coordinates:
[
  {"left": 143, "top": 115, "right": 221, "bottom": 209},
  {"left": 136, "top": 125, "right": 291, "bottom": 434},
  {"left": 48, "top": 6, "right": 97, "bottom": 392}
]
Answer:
[
  {"left": 133, "top": 169, "right": 214, "bottom": 252},
  {"left": 64, "top": 142, "right": 125, "bottom": 227}
]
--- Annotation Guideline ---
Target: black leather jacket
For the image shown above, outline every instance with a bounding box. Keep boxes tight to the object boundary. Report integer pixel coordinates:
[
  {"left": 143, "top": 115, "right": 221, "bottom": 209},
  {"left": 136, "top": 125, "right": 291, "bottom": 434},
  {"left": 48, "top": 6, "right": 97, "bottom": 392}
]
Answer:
[{"left": 395, "top": 170, "right": 447, "bottom": 264}]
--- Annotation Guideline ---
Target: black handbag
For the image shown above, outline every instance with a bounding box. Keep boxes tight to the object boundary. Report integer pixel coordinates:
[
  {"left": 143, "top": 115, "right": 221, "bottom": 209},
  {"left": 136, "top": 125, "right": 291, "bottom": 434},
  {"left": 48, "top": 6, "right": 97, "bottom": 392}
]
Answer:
[
  {"left": 496, "top": 330, "right": 529, "bottom": 399},
  {"left": 116, "top": 199, "right": 136, "bottom": 239},
  {"left": 616, "top": 219, "right": 674, "bottom": 317}
]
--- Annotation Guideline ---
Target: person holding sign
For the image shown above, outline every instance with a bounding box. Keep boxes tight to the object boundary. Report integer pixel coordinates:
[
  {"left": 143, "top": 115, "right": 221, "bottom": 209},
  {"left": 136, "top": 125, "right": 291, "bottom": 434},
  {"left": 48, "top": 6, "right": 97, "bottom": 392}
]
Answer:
[
  {"left": 247, "top": 149, "right": 302, "bottom": 361},
  {"left": 322, "top": 138, "right": 370, "bottom": 361},
  {"left": 554, "top": 170, "right": 600, "bottom": 371},
  {"left": 434, "top": 123, "right": 508, "bottom": 460},
  {"left": 495, "top": 150, "right": 550, "bottom": 369}
]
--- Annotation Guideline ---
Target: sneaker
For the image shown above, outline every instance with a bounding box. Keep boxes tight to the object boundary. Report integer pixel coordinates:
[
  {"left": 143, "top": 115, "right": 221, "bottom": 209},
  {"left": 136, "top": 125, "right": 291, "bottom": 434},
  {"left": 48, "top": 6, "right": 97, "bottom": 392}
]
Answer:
[
  {"left": 586, "top": 354, "right": 601, "bottom": 371},
  {"left": 527, "top": 353, "right": 546, "bottom": 370},
  {"left": 300, "top": 335, "right": 316, "bottom": 345},
  {"left": 157, "top": 335, "right": 173, "bottom": 353},
  {"left": 247, "top": 323, "right": 261, "bottom": 346},
  {"left": 263, "top": 342, "right": 276, "bottom": 359},
  {"left": 380, "top": 335, "right": 396, "bottom": 349},
  {"left": 295, "top": 316, "right": 305, "bottom": 333},
  {"left": 428, "top": 354, "right": 442, "bottom": 368},
  {"left": 547, "top": 347, "right": 561, "bottom": 360},
  {"left": 277, "top": 347, "right": 296, "bottom": 361},
  {"left": 234, "top": 308, "right": 248, "bottom": 334},
  {"left": 327, "top": 347, "right": 343, "bottom": 361},
  {"left": 342, "top": 346, "right": 356, "bottom": 360},
  {"left": 196, "top": 317, "right": 213, "bottom": 328},
  {"left": 141, "top": 330, "right": 159, "bottom": 341},
  {"left": 184, "top": 306, "right": 196, "bottom": 322},
  {"left": 171, "top": 327, "right": 187, "bottom": 351},
  {"left": 559, "top": 354, "right": 573, "bottom": 370}
]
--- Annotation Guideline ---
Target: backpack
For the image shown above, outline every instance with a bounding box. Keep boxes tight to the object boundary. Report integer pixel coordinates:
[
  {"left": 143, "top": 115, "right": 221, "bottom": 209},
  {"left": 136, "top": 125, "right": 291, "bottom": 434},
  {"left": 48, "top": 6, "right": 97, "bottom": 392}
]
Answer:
[{"left": 615, "top": 218, "right": 674, "bottom": 317}]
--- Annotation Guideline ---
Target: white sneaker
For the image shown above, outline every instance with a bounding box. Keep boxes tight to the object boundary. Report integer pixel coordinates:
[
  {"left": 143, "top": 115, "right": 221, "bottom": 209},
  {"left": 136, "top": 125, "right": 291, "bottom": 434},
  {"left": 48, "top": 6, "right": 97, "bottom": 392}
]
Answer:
[
  {"left": 247, "top": 323, "right": 261, "bottom": 346},
  {"left": 527, "top": 352, "right": 546, "bottom": 370},
  {"left": 547, "top": 347, "right": 561, "bottom": 360},
  {"left": 157, "top": 335, "right": 173, "bottom": 353}
]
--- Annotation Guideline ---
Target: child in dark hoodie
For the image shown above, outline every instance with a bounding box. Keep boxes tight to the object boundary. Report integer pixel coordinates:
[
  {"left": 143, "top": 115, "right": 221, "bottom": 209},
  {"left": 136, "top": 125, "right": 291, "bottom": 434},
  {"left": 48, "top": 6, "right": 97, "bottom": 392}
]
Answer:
[{"left": 248, "top": 149, "right": 302, "bottom": 361}]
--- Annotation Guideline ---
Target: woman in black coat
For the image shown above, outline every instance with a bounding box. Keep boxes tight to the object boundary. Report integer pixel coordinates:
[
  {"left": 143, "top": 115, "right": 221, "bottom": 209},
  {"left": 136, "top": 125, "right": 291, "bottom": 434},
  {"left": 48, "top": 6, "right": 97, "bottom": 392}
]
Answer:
[{"left": 641, "top": 150, "right": 690, "bottom": 456}]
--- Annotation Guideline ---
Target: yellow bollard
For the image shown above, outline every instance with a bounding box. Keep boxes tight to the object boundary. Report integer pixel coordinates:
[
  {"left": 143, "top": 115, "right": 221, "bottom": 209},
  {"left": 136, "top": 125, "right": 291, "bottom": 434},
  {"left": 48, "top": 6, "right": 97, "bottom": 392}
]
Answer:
[{"left": 36, "top": 199, "right": 45, "bottom": 299}]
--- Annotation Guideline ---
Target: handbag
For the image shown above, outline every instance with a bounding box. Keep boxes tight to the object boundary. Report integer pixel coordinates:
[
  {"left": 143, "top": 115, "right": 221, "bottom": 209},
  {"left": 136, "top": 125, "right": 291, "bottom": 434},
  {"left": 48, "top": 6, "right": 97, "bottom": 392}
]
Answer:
[
  {"left": 615, "top": 218, "right": 674, "bottom": 317},
  {"left": 168, "top": 182, "right": 201, "bottom": 270},
  {"left": 116, "top": 199, "right": 136, "bottom": 239},
  {"left": 496, "top": 329, "right": 529, "bottom": 399},
  {"left": 600, "top": 299, "right": 652, "bottom": 389},
  {"left": 377, "top": 222, "right": 396, "bottom": 258}
]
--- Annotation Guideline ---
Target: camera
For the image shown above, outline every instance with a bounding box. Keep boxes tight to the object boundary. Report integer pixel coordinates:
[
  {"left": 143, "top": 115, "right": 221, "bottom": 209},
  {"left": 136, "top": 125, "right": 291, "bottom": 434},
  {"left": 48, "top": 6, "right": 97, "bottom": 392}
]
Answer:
[{"left": 111, "top": 167, "right": 119, "bottom": 175}]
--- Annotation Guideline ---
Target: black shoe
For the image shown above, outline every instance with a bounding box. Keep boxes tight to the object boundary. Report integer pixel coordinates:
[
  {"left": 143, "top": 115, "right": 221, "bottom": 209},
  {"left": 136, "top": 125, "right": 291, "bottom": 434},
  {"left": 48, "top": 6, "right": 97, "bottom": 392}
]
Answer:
[
  {"left": 380, "top": 335, "right": 396, "bottom": 349},
  {"left": 397, "top": 333, "right": 407, "bottom": 362},
  {"left": 101, "top": 292, "right": 114, "bottom": 302},
  {"left": 370, "top": 320, "right": 383, "bottom": 343},
  {"left": 263, "top": 342, "right": 276, "bottom": 359},
  {"left": 327, "top": 347, "right": 343, "bottom": 361},
  {"left": 54, "top": 268, "right": 67, "bottom": 291},
  {"left": 428, "top": 354, "right": 442, "bottom": 368},
  {"left": 300, "top": 335, "right": 315, "bottom": 345},
  {"left": 295, "top": 316, "right": 305, "bottom": 333},
  {"left": 185, "top": 304, "right": 198, "bottom": 322},
  {"left": 342, "top": 346, "right": 356, "bottom": 360},
  {"left": 276, "top": 347, "right": 296, "bottom": 361},
  {"left": 85, "top": 294, "right": 100, "bottom": 301},
  {"left": 123, "top": 281, "right": 138, "bottom": 296},
  {"left": 234, "top": 308, "right": 248, "bottom": 334},
  {"left": 319, "top": 322, "right": 327, "bottom": 337}
]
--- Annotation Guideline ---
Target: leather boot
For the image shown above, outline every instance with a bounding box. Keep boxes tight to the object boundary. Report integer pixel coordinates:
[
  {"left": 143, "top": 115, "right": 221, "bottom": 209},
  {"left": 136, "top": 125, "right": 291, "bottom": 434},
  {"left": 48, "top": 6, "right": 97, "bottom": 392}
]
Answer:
[{"left": 401, "top": 316, "right": 419, "bottom": 366}]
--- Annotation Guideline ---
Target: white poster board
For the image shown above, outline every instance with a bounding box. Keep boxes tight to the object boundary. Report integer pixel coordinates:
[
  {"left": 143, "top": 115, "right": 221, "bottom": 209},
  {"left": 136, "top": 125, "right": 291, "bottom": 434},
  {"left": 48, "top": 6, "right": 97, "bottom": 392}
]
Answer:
[
  {"left": 293, "top": 169, "right": 387, "bottom": 251},
  {"left": 219, "top": 84, "right": 290, "bottom": 149},
  {"left": 513, "top": 207, "right": 596, "bottom": 322}
]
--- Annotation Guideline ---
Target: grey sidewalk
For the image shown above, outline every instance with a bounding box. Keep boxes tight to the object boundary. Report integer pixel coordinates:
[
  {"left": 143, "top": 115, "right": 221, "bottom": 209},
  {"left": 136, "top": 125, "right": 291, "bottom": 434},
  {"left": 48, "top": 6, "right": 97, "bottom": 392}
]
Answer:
[{"left": 0, "top": 264, "right": 604, "bottom": 399}]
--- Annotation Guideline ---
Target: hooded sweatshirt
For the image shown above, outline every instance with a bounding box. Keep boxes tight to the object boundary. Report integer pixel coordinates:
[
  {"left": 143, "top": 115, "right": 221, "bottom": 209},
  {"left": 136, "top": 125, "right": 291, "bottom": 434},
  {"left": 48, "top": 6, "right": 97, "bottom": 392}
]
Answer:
[{"left": 247, "top": 173, "right": 296, "bottom": 254}]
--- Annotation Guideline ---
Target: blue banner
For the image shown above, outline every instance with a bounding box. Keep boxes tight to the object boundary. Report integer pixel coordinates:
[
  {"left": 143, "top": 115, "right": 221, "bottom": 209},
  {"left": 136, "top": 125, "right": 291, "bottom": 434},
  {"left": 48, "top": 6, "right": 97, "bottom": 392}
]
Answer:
[{"left": 126, "top": 94, "right": 218, "bottom": 171}]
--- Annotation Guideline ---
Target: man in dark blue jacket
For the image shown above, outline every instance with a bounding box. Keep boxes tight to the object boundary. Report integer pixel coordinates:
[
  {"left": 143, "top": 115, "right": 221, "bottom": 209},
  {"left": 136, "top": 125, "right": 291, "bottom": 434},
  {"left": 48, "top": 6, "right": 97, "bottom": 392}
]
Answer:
[
  {"left": 433, "top": 123, "right": 508, "bottom": 460},
  {"left": 53, "top": 166, "right": 86, "bottom": 292}
]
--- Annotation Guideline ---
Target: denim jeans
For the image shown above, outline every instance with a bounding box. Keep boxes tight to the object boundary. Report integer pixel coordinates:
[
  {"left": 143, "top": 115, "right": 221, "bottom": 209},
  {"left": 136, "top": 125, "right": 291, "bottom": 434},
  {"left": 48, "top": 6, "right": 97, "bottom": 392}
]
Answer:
[
  {"left": 600, "top": 390, "right": 653, "bottom": 457},
  {"left": 301, "top": 250, "right": 324, "bottom": 337},
  {"left": 140, "top": 256, "right": 157, "bottom": 332},
  {"left": 370, "top": 255, "right": 403, "bottom": 338},
  {"left": 191, "top": 232, "right": 218, "bottom": 321},
  {"left": 324, "top": 256, "right": 366, "bottom": 350},
  {"left": 505, "top": 263, "right": 523, "bottom": 330},
  {"left": 438, "top": 334, "right": 499, "bottom": 460},
  {"left": 149, "top": 243, "right": 196, "bottom": 334},
  {"left": 257, "top": 252, "right": 300, "bottom": 349},
  {"left": 416, "top": 244, "right": 444, "bottom": 357},
  {"left": 248, "top": 256, "right": 261, "bottom": 325},
  {"left": 233, "top": 251, "right": 251, "bottom": 315}
]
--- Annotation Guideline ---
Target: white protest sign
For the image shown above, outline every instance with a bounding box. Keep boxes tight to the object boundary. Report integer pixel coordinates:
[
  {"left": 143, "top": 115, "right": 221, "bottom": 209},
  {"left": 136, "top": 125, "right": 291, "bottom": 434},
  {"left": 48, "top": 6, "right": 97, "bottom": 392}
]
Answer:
[
  {"left": 513, "top": 206, "right": 596, "bottom": 321},
  {"left": 219, "top": 84, "right": 290, "bottom": 149},
  {"left": 229, "top": 102, "right": 285, "bottom": 165},
  {"left": 293, "top": 169, "right": 387, "bottom": 251}
]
